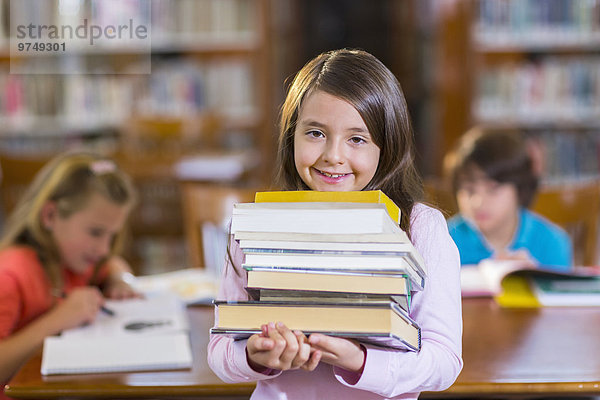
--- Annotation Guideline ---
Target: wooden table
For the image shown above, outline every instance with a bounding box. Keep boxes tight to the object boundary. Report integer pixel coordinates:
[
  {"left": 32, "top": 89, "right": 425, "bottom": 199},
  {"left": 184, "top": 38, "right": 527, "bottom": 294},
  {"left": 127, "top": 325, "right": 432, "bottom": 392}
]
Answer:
[
  {"left": 6, "top": 299, "right": 600, "bottom": 399},
  {"left": 5, "top": 306, "right": 254, "bottom": 400}
]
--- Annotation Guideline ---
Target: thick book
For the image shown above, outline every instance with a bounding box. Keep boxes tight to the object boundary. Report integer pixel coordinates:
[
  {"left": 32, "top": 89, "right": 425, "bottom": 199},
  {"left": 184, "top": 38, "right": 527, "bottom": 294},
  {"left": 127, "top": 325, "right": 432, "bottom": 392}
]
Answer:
[
  {"left": 231, "top": 202, "right": 403, "bottom": 235},
  {"left": 41, "top": 293, "right": 193, "bottom": 375},
  {"left": 254, "top": 190, "right": 401, "bottom": 224},
  {"left": 211, "top": 300, "right": 421, "bottom": 351},
  {"left": 242, "top": 251, "right": 425, "bottom": 290},
  {"left": 245, "top": 267, "right": 411, "bottom": 296}
]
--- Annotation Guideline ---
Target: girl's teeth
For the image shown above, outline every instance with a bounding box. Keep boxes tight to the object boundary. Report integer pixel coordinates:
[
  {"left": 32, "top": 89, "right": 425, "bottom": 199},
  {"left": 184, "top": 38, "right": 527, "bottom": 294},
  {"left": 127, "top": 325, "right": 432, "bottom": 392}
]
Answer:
[{"left": 322, "top": 171, "right": 345, "bottom": 178}]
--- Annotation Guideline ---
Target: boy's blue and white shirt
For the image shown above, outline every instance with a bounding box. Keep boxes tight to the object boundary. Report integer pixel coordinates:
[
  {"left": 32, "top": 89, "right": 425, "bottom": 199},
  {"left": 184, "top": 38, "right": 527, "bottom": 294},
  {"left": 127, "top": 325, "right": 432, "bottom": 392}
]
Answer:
[{"left": 448, "top": 208, "right": 572, "bottom": 270}]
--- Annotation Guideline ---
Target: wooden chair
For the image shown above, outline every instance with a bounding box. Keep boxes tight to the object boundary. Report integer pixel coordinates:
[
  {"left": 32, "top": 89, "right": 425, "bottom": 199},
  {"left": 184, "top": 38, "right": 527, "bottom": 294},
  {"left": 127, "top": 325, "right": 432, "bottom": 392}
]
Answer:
[
  {"left": 180, "top": 182, "right": 259, "bottom": 271},
  {"left": 0, "top": 153, "right": 51, "bottom": 215},
  {"left": 531, "top": 181, "right": 600, "bottom": 266}
]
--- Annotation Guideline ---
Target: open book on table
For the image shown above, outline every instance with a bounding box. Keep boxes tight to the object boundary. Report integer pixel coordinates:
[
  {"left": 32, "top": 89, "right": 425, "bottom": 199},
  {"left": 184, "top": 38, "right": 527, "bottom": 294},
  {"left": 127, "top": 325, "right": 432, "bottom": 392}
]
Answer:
[
  {"left": 130, "top": 268, "right": 220, "bottom": 305},
  {"left": 460, "top": 260, "right": 600, "bottom": 307},
  {"left": 41, "top": 292, "right": 193, "bottom": 375}
]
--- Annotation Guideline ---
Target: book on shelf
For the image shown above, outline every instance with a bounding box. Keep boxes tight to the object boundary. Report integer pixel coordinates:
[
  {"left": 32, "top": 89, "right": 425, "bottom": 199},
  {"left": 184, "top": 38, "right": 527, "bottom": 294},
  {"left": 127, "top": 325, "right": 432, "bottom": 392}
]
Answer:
[
  {"left": 254, "top": 190, "right": 400, "bottom": 224},
  {"left": 461, "top": 260, "right": 600, "bottom": 307},
  {"left": 231, "top": 202, "right": 402, "bottom": 235},
  {"left": 41, "top": 293, "right": 193, "bottom": 375},
  {"left": 211, "top": 300, "right": 421, "bottom": 351}
]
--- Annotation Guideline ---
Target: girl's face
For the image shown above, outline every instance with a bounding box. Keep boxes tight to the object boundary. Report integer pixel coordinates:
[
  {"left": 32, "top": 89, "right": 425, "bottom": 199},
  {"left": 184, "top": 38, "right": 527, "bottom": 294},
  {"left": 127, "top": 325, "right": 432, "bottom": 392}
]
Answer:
[
  {"left": 293, "top": 90, "right": 380, "bottom": 192},
  {"left": 44, "top": 193, "right": 129, "bottom": 274},
  {"left": 456, "top": 168, "right": 520, "bottom": 238}
]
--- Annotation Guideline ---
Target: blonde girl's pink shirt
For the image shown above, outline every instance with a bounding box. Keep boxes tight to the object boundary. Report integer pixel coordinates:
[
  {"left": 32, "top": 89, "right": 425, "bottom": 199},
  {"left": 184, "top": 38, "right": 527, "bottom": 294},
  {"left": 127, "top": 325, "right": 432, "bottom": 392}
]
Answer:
[{"left": 207, "top": 204, "right": 463, "bottom": 400}]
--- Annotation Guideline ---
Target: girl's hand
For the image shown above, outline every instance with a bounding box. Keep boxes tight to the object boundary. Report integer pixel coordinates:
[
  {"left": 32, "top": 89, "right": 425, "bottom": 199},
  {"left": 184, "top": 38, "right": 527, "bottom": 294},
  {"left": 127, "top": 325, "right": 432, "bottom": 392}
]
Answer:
[
  {"left": 308, "top": 334, "right": 365, "bottom": 372},
  {"left": 47, "top": 287, "right": 104, "bottom": 332},
  {"left": 103, "top": 279, "right": 140, "bottom": 300},
  {"left": 246, "top": 322, "right": 319, "bottom": 372}
]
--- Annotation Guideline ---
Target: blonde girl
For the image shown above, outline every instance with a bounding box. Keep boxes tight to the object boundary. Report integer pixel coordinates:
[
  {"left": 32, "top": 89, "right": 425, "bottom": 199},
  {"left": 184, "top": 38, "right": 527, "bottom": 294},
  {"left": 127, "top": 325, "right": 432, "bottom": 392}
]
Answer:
[
  {"left": 0, "top": 151, "right": 138, "bottom": 391},
  {"left": 208, "top": 49, "right": 462, "bottom": 399}
]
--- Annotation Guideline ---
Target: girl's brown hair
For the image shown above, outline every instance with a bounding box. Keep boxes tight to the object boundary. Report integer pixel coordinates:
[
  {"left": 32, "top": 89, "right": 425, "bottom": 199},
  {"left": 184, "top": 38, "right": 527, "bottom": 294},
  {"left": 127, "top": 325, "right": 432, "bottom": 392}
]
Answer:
[
  {"left": 275, "top": 48, "right": 423, "bottom": 236},
  {"left": 0, "top": 151, "right": 137, "bottom": 291}
]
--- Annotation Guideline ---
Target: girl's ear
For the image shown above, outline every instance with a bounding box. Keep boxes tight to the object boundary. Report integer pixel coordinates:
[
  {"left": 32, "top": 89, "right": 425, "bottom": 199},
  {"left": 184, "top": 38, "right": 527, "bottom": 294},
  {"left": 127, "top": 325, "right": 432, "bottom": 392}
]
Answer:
[{"left": 40, "top": 201, "right": 58, "bottom": 230}]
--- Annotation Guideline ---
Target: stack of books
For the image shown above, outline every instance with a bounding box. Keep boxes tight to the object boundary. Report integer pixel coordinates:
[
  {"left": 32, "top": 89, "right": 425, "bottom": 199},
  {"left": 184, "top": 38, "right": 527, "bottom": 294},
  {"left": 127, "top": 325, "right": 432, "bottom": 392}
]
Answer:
[{"left": 211, "top": 191, "right": 427, "bottom": 351}]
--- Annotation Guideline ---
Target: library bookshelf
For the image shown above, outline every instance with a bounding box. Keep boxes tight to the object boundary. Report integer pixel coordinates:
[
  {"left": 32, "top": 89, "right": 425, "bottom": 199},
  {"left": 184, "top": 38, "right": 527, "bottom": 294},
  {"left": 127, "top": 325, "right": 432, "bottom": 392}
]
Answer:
[
  {"left": 435, "top": 0, "right": 600, "bottom": 185},
  {"left": 427, "top": 0, "right": 600, "bottom": 264},
  {"left": 0, "top": 0, "right": 274, "bottom": 274}
]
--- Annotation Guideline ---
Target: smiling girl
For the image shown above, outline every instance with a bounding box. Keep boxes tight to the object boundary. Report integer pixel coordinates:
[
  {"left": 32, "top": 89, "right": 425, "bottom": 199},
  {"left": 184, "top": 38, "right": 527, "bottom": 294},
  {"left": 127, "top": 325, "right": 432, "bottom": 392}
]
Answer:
[
  {"left": 208, "top": 49, "right": 463, "bottom": 400},
  {"left": 0, "top": 152, "right": 138, "bottom": 394}
]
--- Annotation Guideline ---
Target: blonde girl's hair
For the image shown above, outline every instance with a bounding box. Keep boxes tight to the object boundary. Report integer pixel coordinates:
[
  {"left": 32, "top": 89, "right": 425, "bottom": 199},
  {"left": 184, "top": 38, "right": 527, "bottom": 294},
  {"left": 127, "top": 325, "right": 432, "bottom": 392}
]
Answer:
[
  {"left": 275, "top": 48, "right": 423, "bottom": 237},
  {"left": 0, "top": 151, "right": 137, "bottom": 291}
]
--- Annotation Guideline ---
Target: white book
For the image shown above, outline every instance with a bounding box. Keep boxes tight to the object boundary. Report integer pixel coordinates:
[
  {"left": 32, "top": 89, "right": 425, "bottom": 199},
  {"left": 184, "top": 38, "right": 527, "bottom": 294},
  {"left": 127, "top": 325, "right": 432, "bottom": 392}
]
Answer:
[
  {"left": 234, "top": 231, "right": 410, "bottom": 243},
  {"left": 41, "top": 292, "right": 193, "bottom": 375},
  {"left": 41, "top": 332, "right": 192, "bottom": 375},
  {"left": 231, "top": 202, "right": 402, "bottom": 235}
]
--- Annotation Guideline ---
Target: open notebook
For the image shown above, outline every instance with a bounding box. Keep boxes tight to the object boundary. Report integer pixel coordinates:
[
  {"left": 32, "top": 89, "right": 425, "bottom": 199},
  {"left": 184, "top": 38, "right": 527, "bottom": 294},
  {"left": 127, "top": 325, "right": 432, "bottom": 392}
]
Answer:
[{"left": 41, "top": 293, "right": 193, "bottom": 375}]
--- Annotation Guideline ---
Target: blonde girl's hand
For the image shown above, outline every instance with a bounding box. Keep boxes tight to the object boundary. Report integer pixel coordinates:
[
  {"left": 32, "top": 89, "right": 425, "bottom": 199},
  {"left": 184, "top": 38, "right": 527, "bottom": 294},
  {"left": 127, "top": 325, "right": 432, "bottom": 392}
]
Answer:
[
  {"left": 246, "top": 322, "right": 317, "bottom": 372},
  {"left": 47, "top": 287, "right": 104, "bottom": 332},
  {"left": 308, "top": 334, "right": 365, "bottom": 372},
  {"left": 103, "top": 279, "right": 140, "bottom": 300}
]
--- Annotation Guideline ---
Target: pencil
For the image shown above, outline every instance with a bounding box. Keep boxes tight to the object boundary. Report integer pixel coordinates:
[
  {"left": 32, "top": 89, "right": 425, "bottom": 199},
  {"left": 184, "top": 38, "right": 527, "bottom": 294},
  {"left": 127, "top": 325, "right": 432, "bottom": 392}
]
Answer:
[{"left": 100, "top": 305, "right": 116, "bottom": 316}]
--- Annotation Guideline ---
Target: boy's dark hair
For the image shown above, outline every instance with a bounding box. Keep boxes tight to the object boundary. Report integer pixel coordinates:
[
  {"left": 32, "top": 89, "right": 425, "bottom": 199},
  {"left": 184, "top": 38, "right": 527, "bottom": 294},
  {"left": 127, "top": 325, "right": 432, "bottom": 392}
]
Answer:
[{"left": 445, "top": 127, "right": 539, "bottom": 207}]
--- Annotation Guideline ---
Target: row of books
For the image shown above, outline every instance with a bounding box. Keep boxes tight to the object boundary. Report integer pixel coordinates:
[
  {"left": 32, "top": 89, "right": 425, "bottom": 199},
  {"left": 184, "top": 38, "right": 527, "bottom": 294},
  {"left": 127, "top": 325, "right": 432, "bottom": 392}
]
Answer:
[
  {"left": 211, "top": 190, "right": 427, "bottom": 352},
  {"left": 0, "top": 59, "right": 256, "bottom": 135},
  {"left": 529, "top": 131, "right": 600, "bottom": 184},
  {"left": 0, "top": 0, "right": 258, "bottom": 51},
  {"left": 138, "top": 60, "right": 255, "bottom": 120},
  {"left": 474, "top": 57, "right": 600, "bottom": 124},
  {"left": 150, "top": 0, "right": 257, "bottom": 43},
  {"left": 474, "top": 0, "right": 600, "bottom": 48}
]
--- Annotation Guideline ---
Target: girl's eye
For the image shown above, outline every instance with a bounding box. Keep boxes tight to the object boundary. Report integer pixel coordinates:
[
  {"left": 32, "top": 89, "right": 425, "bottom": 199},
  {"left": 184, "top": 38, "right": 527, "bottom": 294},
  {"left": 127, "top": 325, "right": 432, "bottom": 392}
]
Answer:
[
  {"left": 89, "top": 228, "right": 104, "bottom": 238},
  {"left": 306, "top": 130, "right": 324, "bottom": 139},
  {"left": 349, "top": 136, "right": 366, "bottom": 145}
]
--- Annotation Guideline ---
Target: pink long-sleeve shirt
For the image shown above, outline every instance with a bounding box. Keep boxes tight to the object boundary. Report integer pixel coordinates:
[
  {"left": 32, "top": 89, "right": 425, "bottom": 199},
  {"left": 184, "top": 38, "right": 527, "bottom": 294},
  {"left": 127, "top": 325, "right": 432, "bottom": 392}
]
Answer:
[{"left": 207, "top": 203, "right": 463, "bottom": 400}]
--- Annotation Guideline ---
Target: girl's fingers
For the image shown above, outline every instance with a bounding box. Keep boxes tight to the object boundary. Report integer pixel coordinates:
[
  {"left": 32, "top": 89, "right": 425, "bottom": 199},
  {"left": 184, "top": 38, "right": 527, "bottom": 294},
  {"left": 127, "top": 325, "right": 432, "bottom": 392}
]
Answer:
[
  {"left": 266, "top": 322, "right": 287, "bottom": 356},
  {"left": 292, "top": 341, "right": 311, "bottom": 369},
  {"left": 254, "top": 336, "right": 275, "bottom": 351},
  {"left": 301, "top": 349, "right": 322, "bottom": 371},
  {"left": 275, "top": 322, "right": 300, "bottom": 367}
]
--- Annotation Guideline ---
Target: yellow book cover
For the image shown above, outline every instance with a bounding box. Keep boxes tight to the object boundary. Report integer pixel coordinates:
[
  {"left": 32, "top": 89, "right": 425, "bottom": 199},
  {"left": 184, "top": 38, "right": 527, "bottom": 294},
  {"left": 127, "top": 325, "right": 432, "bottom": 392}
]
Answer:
[
  {"left": 254, "top": 190, "right": 400, "bottom": 224},
  {"left": 494, "top": 275, "right": 541, "bottom": 308}
]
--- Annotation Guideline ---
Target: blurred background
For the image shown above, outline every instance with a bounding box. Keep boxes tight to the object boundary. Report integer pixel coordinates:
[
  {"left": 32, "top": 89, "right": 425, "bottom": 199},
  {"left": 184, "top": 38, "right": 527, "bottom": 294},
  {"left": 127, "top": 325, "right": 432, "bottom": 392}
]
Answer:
[{"left": 1, "top": 0, "right": 599, "bottom": 273}]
